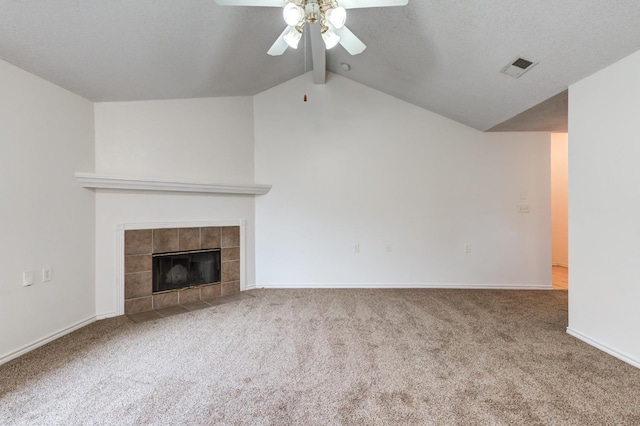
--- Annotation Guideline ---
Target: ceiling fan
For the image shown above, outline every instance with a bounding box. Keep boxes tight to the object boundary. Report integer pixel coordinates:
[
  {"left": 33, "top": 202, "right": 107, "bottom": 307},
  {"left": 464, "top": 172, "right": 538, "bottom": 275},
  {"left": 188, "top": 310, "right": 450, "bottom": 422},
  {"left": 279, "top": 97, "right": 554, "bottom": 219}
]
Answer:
[{"left": 213, "top": 0, "right": 408, "bottom": 56}]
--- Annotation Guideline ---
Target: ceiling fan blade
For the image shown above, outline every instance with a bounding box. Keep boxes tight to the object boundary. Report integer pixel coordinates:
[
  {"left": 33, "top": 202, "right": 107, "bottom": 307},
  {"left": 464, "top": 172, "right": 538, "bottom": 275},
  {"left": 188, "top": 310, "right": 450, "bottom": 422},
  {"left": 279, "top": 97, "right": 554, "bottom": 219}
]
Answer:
[
  {"left": 334, "top": 26, "right": 366, "bottom": 55},
  {"left": 339, "top": 0, "right": 408, "bottom": 9},
  {"left": 267, "top": 27, "right": 291, "bottom": 56},
  {"left": 213, "top": 0, "right": 284, "bottom": 6}
]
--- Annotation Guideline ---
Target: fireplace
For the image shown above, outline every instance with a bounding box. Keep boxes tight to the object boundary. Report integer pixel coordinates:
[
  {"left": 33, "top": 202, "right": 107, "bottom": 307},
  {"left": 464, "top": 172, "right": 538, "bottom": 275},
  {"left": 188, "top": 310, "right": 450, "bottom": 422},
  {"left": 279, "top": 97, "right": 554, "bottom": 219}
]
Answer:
[
  {"left": 153, "top": 249, "right": 221, "bottom": 292},
  {"left": 123, "top": 225, "right": 241, "bottom": 315}
]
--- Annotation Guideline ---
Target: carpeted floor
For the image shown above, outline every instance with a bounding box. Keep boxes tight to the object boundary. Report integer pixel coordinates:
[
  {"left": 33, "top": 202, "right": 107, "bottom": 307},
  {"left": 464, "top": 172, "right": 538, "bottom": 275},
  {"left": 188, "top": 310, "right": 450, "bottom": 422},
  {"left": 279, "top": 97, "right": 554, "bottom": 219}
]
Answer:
[{"left": 1, "top": 289, "right": 639, "bottom": 425}]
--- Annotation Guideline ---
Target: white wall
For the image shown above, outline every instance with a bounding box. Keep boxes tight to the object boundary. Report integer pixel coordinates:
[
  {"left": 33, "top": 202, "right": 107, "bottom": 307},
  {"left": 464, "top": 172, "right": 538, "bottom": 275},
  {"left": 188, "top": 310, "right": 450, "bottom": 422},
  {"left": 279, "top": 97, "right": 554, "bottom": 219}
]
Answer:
[
  {"left": 93, "top": 98, "right": 257, "bottom": 317},
  {"left": 0, "top": 59, "right": 95, "bottom": 363},
  {"left": 568, "top": 49, "right": 640, "bottom": 367},
  {"left": 254, "top": 73, "right": 551, "bottom": 288},
  {"left": 551, "top": 133, "right": 569, "bottom": 267},
  {"left": 95, "top": 98, "right": 254, "bottom": 183}
]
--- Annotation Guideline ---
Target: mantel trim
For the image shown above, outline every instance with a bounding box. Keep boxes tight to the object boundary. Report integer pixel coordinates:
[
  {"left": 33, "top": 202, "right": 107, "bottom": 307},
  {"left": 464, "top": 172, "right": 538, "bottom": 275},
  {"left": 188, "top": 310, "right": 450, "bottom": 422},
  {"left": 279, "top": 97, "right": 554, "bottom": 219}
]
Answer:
[{"left": 75, "top": 172, "right": 271, "bottom": 195}]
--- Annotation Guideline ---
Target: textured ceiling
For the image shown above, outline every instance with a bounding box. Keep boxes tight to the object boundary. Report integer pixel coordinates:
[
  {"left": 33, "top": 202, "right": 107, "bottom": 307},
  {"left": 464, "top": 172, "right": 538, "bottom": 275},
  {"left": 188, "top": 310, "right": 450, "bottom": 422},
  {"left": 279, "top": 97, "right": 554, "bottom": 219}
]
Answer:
[
  {"left": 487, "top": 90, "right": 568, "bottom": 133},
  {"left": 1, "top": 1, "right": 640, "bottom": 131}
]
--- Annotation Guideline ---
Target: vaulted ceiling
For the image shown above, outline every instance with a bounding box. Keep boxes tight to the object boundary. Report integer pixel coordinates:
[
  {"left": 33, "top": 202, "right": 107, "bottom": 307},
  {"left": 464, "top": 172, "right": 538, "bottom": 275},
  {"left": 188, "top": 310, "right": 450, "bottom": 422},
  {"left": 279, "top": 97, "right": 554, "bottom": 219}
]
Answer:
[{"left": 2, "top": 1, "right": 640, "bottom": 131}]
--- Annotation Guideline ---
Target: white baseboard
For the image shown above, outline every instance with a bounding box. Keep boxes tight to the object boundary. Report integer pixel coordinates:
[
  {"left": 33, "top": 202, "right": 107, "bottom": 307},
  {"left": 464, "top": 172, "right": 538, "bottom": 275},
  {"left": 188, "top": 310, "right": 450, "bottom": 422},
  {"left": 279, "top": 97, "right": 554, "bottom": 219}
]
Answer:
[
  {"left": 566, "top": 327, "right": 640, "bottom": 369},
  {"left": 95, "top": 311, "right": 118, "bottom": 320},
  {"left": 0, "top": 316, "right": 96, "bottom": 366},
  {"left": 258, "top": 283, "right": 553, "bottom": 290}
]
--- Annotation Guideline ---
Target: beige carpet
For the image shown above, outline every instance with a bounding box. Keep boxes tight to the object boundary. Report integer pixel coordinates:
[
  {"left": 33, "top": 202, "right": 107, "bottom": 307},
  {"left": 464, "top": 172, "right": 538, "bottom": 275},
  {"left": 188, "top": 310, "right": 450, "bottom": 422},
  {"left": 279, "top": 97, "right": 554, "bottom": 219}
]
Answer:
[{"left": 1, "top": 289, "right": 639, "bottom": 425}]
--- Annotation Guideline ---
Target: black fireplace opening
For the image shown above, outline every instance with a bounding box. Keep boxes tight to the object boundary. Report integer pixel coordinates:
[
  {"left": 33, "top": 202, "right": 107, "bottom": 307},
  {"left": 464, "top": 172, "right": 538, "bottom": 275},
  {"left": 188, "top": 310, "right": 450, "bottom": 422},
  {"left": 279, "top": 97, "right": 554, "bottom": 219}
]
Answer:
[{"left": 152, "top": 249, "right": 221, "bottom": 293}]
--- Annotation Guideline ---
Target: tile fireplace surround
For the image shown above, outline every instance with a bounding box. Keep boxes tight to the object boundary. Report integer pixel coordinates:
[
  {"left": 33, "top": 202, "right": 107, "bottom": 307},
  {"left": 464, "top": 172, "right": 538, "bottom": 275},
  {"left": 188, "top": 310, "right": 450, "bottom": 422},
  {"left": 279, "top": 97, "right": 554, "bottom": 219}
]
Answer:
[{"left": 124, "top": 226, "right": 241, "bottom": 315}]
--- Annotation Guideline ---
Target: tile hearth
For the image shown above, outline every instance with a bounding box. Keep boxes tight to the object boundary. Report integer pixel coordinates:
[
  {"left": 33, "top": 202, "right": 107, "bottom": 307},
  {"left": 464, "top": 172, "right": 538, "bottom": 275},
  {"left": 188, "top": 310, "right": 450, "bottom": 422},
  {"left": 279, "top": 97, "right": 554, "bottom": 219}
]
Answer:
[
  {"left": 126, "top": 292, "right": 256, "bottom": 323},
  {"left": 124, "top": 226, "right": 241, "bottom": 315}
]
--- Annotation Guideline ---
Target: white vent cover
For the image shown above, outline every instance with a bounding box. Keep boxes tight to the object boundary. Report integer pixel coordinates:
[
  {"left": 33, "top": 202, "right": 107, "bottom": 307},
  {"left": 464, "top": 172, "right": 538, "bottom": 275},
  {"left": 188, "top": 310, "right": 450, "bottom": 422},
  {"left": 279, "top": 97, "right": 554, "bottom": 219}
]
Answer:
[{"left": 501, "top": 57, "right": 538, "bottom": 78}]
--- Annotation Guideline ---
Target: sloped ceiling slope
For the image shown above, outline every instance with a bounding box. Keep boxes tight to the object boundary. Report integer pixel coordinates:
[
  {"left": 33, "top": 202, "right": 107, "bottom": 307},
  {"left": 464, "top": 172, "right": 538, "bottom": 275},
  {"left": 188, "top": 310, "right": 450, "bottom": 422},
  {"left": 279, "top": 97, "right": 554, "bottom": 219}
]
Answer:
[{"left": 1, "top": 1, "right": 640, "bottom": 131}]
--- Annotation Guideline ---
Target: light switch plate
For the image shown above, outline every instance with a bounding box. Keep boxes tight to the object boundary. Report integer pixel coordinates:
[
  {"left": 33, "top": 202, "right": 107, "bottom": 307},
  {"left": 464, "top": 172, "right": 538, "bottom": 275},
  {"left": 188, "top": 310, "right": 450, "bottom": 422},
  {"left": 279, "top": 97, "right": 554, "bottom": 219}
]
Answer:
[
  {"left": 518, "top": 204, "right": 531, "bottom": 213},
  {"left": 23, "top": 271, "right": 34, "bottom": 286}
]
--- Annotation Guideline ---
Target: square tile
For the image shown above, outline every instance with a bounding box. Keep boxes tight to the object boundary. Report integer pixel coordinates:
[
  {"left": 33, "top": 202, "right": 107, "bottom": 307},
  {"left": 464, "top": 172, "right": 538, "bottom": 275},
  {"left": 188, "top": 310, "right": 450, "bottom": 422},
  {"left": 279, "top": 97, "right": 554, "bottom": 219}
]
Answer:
[
  {"left": 125, "top": 230, "right": 152, "bottom": 255},
  {"left": 125, "top": 254, "right": 152, "bottom": 274},
  {"left": 153, "top": 291, "right": 179, "bottom": 309},
  {"left": 179, "top": 287, "right": 201, "bottom": 304},
  {"left": 179, "top": 227, "right": 200, "bottom": 251},
  {"left": 153, "top": 228, "right": 179, "bottom": 253},
  {"left": 127, "top": 310, "right": 162, "bottom": 324},
  {"left": 125, "top": 272, "right": 152, "bottom": 299},
  {"left": 182, "top": 301, "right": 210, "bottom": 311},
  {"left": 204, "top": 296, "right": 230, "bottom": 306},
  {"left": 222, "top": 226, "right": 240, "bottom": 248},
  {"left": 221, "top": 281, "right": 240, "bottom": 296},
  {"left": 125, "top": 297, "right": 153, "bottom": 315},
  {"left": 201, "top": 227, "right": 221, "bottom": 249},
  {"left": 201, "top": 283, "right": 222, "bottom": 300},
  {"left": 156, "top": 305, "right": 189, "bottom": 318},
  {"left": 221, "top": 247, "right": 240, "bottom": 262},
  {"left": 222, "top": 260, "right": 240, "bottom": 283}
]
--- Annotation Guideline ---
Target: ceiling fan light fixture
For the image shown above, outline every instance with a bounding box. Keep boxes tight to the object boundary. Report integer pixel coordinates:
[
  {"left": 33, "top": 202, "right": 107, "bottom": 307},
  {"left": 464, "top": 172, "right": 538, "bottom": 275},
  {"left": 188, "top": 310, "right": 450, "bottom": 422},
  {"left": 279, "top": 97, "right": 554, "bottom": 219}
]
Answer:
[
  {"left": 326, "top": 6, "right": 346, "bottom": 29},
  {"left": 283, "top": 26, "right": 302, "bottom": 49},
  {"left": 305, "top": 1, "right": 321, "bottom": 23},
  {"left": 321, "top": 26, "right": 340, "bottom": 49},
  {"left": 283, "top": 2, "right": 304, "bottom": 26}
]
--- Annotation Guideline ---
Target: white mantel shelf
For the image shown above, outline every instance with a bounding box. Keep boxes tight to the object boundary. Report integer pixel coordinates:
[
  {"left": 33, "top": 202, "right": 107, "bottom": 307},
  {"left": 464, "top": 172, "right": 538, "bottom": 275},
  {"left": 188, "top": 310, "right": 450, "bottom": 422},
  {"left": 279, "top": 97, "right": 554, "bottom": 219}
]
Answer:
[{"left": 75, "top": 173, "right": 271, "bottom": 196}]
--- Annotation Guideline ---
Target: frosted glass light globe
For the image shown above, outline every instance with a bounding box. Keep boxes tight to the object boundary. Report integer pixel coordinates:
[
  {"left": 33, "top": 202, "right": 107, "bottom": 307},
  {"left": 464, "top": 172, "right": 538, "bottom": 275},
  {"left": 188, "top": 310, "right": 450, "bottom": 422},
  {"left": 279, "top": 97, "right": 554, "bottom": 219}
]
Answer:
[
  {"left": 283, "top": 2, "right": 304, "bottom": 26},
  {"left": 326, "top": 6, "right": 346, "bottom": 29},
  {"left": 283, "top": 26, "right": 302, "bottom": 49},
  {"left": 322, "top": 27, "right": 340, "bottom": 49}
]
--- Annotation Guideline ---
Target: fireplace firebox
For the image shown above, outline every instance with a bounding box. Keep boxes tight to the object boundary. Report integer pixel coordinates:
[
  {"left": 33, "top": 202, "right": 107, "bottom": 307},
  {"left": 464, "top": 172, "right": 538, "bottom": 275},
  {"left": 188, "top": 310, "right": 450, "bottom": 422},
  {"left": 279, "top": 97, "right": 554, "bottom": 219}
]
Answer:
[{"left": 152, "top": 249, "right": 221, "bottom": 293}]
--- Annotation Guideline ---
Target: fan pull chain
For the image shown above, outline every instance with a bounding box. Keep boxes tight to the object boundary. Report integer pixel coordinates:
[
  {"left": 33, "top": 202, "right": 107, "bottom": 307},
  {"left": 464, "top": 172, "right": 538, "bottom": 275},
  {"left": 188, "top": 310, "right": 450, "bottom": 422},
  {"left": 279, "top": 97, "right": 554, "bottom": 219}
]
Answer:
[{"left": 304, "top": 24, "right": 308, "bottom": 102}]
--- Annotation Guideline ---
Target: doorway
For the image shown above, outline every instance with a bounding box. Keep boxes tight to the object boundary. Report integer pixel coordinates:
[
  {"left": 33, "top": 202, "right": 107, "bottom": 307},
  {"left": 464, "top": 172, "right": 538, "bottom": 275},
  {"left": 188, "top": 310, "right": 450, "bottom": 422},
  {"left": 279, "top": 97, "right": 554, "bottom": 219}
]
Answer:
[{"left": 551, "top": 133, "right": 568, "bottom": 289}]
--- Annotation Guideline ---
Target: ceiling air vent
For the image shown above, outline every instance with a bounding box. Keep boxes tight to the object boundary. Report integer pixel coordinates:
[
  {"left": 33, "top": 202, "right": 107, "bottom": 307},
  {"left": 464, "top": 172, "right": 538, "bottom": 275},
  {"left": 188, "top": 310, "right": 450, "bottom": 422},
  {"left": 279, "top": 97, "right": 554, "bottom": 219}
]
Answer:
[{"left": 501, "top": 56, "right": 538, "bottom": 78}]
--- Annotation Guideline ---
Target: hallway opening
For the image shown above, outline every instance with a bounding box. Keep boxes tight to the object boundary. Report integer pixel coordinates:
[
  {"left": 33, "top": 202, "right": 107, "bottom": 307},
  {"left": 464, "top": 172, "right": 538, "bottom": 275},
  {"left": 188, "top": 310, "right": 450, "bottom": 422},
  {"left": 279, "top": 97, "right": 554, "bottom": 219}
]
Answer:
[{"left": 551, "top": 133, "right": 568, "bottom": 289}]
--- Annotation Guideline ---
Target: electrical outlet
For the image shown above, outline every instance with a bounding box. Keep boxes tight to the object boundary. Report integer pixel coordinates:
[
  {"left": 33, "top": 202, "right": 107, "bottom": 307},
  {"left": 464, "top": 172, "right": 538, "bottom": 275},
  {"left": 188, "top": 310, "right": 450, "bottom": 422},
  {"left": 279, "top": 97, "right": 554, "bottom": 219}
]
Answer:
[
  {"left": 464, "top": 243, "right": 471, "bottom": 253},
  {"left": 43, "top": 267, "right": 52, "bottom": 282},
  {"left": 386, "top": 243, "right": 392, "bottom": 252},
  {"left": 354, "top": 243, "right": 360, "bottom": 254}
]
